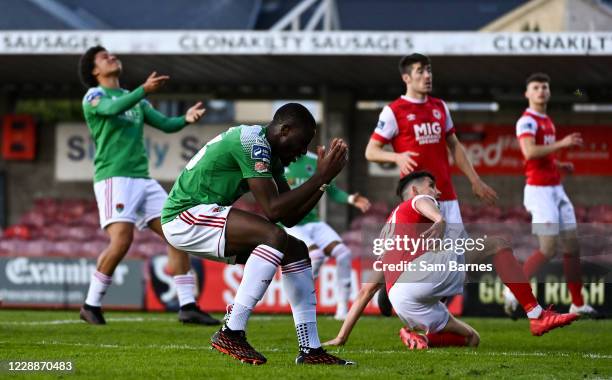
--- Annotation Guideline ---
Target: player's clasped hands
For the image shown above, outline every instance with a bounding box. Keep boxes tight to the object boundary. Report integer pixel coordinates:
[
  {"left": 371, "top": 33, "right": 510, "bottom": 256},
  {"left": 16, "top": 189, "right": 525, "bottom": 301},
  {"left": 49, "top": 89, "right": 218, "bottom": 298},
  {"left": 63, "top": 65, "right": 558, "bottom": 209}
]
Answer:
[
  {"left": 316, "top": 138, "right": 349, "bottom": 183},
  {"left": 143, "top": 71, "right": 170, "bottom": 94},
  {"left": 186, "top": 101, "right": 206, "bottom": 123}
]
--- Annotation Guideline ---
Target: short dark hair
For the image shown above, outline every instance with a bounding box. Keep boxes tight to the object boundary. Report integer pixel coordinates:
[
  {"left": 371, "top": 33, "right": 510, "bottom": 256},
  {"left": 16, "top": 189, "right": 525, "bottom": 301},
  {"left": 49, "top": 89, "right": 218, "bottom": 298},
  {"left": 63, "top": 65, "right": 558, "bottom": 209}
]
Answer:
[
  {"left": 396, "top": 171, "right": 436, "bottom": 198},
  {"left": 399, "top": 53, "right": 431, "bottom": 75},
  {"left": 79, "top": 45, "right": 106, "bottom": 88},
  {"left": 271, "top": 102, "right": 316, "bottom": 130},
  {"left": 526, "top": 72, "right": 550, "bottom": 87}
]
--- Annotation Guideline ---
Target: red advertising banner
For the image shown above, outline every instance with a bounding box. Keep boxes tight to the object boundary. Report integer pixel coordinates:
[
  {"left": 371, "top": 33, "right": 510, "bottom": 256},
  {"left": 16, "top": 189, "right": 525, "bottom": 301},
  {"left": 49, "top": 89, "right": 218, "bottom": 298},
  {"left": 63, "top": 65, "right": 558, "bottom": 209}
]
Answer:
[
  {"left": 454, "top": 125, "right": 612, "bottom": 175},
  {"left": 143, "top": 255, "right": 380, "bottom": 314},
  {"left": 196, "top": 259, "right": 381, "bottom": 315}
]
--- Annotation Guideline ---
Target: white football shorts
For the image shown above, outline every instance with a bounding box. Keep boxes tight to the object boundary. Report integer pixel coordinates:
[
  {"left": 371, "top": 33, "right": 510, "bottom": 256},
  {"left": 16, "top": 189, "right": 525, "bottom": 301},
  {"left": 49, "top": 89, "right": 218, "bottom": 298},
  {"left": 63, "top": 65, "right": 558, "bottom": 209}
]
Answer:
[
  {"left": 162, "top": 203, "right": 234, "bottom": 264},
  {"left": 93, "top": 176, "right": 167, "bottom": 230}
]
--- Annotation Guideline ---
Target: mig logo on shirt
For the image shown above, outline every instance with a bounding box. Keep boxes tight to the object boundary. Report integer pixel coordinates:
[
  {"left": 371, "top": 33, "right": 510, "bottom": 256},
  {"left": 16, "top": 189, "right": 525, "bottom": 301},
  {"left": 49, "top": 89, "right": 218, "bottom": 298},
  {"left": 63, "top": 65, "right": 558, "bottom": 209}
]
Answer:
[
  {"left": 251, "top": 144, "right": 271, "bottom": 163},
  {"left": 413, "top": 122, "right": 442, "bottom": 145},
  {"left": 543, "top": 134, "right": 555, "bottom": 145}
]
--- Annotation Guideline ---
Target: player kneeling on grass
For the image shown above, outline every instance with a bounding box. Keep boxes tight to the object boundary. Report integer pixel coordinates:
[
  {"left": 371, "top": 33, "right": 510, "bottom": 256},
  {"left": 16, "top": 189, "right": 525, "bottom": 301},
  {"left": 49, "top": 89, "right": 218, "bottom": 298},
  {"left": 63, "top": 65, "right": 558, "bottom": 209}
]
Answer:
[
  {"left": 161, "top": 103, "right": 353, "bottom": 365},
  {"left": 324, "top": 171, "right": 579, "bottom": 350}
]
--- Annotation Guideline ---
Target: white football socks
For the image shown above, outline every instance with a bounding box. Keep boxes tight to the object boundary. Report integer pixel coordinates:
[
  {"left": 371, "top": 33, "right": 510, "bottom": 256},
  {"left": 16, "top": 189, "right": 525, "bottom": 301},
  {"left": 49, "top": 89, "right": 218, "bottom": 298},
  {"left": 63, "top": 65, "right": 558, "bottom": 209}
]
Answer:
[
  {"left": 281, "top": 259, "right": 321, "bottom": 348},
  {"left": 331, "top": 244, "right": 352, "bottom": 309},
  {"left": 226, "top": 245, "right": 283, "bottom": 331},
  {"left": 85, "top": 270, "right": 112, "bottom": 307},
  {"left": 309, "top": 248, "right": 326, "bottom": 279},
  {"left": 174, "top": 273, "right": 196, "bottom": 307}
]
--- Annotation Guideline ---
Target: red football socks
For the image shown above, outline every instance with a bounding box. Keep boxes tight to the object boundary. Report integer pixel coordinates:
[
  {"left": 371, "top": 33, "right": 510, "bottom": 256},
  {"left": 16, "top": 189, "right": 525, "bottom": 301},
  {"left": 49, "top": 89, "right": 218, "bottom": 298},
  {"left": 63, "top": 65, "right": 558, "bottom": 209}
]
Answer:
[
  {"left": 523, "top": 250, "right": 549, "bottom": 278},
  {"left": 494, "top": 248, "right": 539, "bottom": 312},
  {"left": 426, "top": 332, "right": 468, "bottom": 347},
  {"left": 563, "top": 253, "right": 584, "bottom": 307}
]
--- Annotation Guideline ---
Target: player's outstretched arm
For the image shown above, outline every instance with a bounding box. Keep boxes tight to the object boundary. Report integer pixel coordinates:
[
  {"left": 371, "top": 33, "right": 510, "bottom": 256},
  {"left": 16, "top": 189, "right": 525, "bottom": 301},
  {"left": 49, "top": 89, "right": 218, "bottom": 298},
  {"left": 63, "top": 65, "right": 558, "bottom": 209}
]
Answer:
[
  {"left": 323, "top": 274, "right": 384, "bottom": 346},
  {"left": 144, "top": 101, "right": 205, "bottom": 133},
  {"left": 87, "top": 72, "right": 169, "bottom": 117},
  {"left": 248, "top": 139, "right": 348, "bottom": 226},
  {"left": 519, "top": 133, "right": 582, "bottom": 160},
  {"left": 447, "top": 134, "right": 498, "bottom": 206},
  {"left": 365, "top": 139, "right": 419, "bottom": 175}
]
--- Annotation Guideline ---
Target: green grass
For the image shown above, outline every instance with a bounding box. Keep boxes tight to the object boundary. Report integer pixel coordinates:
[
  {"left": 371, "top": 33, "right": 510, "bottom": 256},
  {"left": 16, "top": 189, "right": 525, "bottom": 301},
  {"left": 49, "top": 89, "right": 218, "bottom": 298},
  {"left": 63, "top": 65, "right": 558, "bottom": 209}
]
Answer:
[{"left": 0, "top": 310, "right": 610, "bottom": 379}]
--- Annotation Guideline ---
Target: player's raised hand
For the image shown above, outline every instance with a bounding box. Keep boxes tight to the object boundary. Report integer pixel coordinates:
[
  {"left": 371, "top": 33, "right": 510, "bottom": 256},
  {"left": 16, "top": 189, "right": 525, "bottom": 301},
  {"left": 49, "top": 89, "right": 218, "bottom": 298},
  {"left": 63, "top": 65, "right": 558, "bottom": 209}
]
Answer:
[
  {"left": 316, "top": 138, "right": 348, "bottom": 183},
  {"left": 185, "top": 101, "right": 206, "bottom": 123},
  {"left": 143, "top": 71, "right": 170, "bottom": 94},
  {"left": 352, "top": 193, "right": 371, "bottom": 213},
  {"left": 472, "top": 179, "right": 498, "bottom": 206},
  {"left": 395, "top": 151, "right": 419, "bottom": 175},
  {"left": 559, "top": 132, "right": 583, "bottom": 149}
]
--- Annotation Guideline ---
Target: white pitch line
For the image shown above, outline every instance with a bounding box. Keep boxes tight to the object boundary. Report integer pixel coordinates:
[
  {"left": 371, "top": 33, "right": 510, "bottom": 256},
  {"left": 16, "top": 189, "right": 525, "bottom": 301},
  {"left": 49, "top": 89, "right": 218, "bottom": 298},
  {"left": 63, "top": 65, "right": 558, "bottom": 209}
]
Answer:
[
  {"left": 0, "top": 317, "right": 174, "bottom": 326},
  {"left": 0, "top": 315, "right": 282, "bottom": 326},
  {"left": 15, "top": 340, "right": 612, "bottom": 360}
]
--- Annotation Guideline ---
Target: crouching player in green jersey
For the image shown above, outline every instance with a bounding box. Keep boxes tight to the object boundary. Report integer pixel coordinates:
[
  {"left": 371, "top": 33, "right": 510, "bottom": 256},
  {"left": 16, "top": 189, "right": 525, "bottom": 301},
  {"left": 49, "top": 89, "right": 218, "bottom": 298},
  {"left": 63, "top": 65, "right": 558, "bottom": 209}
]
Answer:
[
  {"left": 162, "top": 103, "right": 354, "bottom": 365},
  {"left": 284, "top": 152, "right": 371, "bottom": 320},
  {"left": 78, "top": 46, "right": 219, "bottom": 326}
]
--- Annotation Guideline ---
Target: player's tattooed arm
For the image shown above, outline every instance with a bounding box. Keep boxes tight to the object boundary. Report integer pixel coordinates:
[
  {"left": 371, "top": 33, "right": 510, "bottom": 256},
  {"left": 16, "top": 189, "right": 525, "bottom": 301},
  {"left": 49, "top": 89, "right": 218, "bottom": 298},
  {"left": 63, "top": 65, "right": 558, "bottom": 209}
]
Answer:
[
  {"left": 249, "top": 139, "right": 348, "bottom": 226},
  {"left": 447, "top": 134, "right": 498, "bottom": 205}
]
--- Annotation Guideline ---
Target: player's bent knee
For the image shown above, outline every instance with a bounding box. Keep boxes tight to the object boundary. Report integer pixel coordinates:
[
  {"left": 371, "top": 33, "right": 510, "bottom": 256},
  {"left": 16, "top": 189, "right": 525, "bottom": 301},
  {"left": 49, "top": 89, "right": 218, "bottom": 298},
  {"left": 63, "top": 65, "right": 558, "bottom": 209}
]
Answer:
[
  {"left": 283, "top": 235, "right": 310, "bottom": 264},
  {"left": 262, "top": 225, "right": 288, "bottom": 252}
]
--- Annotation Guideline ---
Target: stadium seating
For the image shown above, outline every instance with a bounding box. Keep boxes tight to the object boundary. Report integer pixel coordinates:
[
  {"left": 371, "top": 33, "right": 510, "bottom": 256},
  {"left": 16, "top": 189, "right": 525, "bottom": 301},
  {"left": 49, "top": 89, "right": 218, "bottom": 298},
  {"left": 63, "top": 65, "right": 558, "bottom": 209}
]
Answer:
[{"left": 1, "top": 198, "right": 611, "bottom": 263}]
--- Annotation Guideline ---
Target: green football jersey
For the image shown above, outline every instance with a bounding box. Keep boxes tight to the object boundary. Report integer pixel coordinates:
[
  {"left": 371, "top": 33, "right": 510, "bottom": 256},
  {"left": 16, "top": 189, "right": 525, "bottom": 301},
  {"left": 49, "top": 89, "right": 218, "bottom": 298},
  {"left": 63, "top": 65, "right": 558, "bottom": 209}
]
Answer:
[
  {"left": 284, "top": 152, "right": 349, "bottom": 225},
  {"left": 162, "top": 125, "right": 285, "bottom": 224},
  {"left": 82, "top": 85, "right": 186, "bottom": 182}
]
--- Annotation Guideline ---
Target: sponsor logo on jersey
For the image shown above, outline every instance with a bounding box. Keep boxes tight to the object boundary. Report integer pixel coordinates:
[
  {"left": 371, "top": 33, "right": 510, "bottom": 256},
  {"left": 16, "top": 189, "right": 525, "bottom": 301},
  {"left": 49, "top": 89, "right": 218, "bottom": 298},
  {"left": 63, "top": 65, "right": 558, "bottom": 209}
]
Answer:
[
  {"left": 543, "top": 134, "right": 555, "bottom": 145},
  {"left": 376, "top": 120, "right": 385, "bottom": 130},
  {"left": 432, "top": 109, "right": 442, "bottom": 120},
  {"left": 251, "top": 144, "right": 271, "bottom": 162},
  {"left": 212, "top": 206, "right": 226, "bottom": 213},
  {"left": 116, "top": 203, "right": 125, "bottom": 213},
  {"left": 254, "top": 161, "right": 269, "bottom": 173},
  {"left": 413, "top": 122, "right": 442, "bottom": 145},
  {"left": 407, "top": 113, "right": 416, "bottom": 121}
]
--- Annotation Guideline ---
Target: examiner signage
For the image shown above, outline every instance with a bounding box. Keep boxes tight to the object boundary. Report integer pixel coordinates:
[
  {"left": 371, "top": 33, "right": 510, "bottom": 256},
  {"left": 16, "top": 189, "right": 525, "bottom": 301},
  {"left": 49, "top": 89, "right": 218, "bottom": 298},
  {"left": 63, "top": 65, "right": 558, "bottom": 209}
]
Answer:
[{"left": 1, "top": 31, "right": 611, "bottom": 55}]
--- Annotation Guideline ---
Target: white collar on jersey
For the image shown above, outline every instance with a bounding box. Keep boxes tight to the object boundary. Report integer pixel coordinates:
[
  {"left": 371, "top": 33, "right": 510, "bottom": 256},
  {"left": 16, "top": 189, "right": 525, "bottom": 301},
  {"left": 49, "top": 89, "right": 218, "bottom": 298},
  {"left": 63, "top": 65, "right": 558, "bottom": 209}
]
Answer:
[
  {"left": 526, "top": 108, "right": 548, "bottom": 118},
  {"left": 401, "top": 95, "right": 428, "bottom": 104}
]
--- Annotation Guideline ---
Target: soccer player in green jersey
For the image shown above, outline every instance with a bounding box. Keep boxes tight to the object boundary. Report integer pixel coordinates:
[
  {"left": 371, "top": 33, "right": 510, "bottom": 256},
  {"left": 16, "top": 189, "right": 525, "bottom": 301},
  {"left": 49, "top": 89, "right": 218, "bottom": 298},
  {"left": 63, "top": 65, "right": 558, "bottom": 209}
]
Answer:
[
  {"left": 78, "top": 45, "right": 219, "bottom": 326},
  {"left": 162, "top": 103, "right": 354, "bottom": 365},
  {"left": 284, "top": 152, "right": 370, "bottom": 320}
]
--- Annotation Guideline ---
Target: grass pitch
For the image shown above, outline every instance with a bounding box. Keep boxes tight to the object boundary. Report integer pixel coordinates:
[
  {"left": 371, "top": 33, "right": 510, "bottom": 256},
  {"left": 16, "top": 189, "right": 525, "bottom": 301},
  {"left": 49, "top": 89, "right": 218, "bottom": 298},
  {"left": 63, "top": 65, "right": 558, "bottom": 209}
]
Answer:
[{"left": 0, "top": 310, "right": 610, "bottom": 379}]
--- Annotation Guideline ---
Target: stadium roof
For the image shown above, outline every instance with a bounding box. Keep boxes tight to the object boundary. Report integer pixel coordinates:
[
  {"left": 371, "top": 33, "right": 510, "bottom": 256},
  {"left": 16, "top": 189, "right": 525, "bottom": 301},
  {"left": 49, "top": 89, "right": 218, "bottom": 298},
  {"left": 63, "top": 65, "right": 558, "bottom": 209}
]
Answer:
[
  {"left": 0, "top": 0, "right": 526, "bottom": 31},
  {"left": 0, "top": 1, "right": 610, "bottom": 101}
]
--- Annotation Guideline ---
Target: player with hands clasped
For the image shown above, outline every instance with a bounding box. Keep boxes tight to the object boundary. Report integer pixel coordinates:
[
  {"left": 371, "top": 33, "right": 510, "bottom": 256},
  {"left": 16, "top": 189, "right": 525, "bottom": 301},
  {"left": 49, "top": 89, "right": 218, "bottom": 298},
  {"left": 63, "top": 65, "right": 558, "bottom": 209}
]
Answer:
[{"left": 161, "top": 103, "right": 354, "bottom": 365}]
